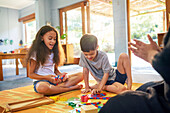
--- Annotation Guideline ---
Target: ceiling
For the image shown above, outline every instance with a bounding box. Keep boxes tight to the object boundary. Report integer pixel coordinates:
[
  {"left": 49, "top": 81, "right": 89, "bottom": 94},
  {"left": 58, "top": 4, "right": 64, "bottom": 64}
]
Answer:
[
  {"left": 0, "top": 0, "right": 35, "bottom": 10},
  {"left": 0, "top": 0, "right": 166, "bottom": 17},
  {"left": 130, "top": 0, "right": 166, "bottom": 16},
  {"left": 90, "top": 0, "right": 166, "bottom": 17}
]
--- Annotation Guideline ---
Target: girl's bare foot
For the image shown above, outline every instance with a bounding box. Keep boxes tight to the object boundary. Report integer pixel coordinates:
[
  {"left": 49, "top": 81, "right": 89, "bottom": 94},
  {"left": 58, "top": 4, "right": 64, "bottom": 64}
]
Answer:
[{"left": 70, "top": 84, "right": 83, "bottom": 90}]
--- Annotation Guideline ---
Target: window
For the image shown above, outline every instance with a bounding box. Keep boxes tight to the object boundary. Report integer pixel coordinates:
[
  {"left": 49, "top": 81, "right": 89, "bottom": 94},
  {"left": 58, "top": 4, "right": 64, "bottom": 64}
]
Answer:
[
  {"left": 24, "top": 20, "right": 36, "bottom": 47},
  {"left": 18, "top": 13, "right": 36, "bottom": 47}
]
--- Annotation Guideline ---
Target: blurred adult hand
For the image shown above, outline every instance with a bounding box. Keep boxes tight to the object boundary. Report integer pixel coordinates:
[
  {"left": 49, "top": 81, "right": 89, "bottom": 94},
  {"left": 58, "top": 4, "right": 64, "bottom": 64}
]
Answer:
[{"left": 128, "top": 34, "right": 161, "bottom": 64}]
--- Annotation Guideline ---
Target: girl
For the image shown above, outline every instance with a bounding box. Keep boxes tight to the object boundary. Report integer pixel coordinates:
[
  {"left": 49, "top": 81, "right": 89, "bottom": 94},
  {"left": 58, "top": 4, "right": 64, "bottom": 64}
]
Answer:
[{"left": 26, "top": 25, "right": 83, "bottom": 95}]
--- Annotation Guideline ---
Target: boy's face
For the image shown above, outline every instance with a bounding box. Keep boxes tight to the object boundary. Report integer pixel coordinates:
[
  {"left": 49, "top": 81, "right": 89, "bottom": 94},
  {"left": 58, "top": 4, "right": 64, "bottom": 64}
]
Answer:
[{"left": 83, "top": 50, "right": 97, "bottom": 61}]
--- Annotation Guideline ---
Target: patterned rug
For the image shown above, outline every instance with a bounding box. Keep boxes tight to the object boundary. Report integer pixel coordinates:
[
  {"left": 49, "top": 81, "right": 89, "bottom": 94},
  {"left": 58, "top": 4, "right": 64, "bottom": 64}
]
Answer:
[{"left": 0, "top": 80, "right": 142, "bottom": 113}]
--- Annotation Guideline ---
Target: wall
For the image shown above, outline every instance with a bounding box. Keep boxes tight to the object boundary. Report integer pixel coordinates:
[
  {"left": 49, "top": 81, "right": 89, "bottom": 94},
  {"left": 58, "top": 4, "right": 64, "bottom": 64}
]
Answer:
[
  {"left": 35, "top": 0, "right": 51, "bottom": 30},
  {"left": 0, "top": 0, "right": 85, "bottom": 53},
  {"left": 19, "top": 4, "right": 35, "bottom": 18},
  {"left": 0, "top": 7, "right": 22, "bottom": 53}
]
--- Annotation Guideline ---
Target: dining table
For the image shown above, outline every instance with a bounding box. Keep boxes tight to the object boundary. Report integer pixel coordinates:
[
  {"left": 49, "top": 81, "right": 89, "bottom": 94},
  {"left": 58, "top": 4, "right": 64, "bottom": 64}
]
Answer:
[{"left": 0, "top": 53, "right": 29, "bottom": 81}]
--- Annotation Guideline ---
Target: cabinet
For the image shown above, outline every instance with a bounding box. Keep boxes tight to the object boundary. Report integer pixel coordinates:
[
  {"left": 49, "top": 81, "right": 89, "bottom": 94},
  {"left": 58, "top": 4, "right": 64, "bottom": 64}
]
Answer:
[{"left": 62, "top": 44, "right": 74, "bottom": 64}]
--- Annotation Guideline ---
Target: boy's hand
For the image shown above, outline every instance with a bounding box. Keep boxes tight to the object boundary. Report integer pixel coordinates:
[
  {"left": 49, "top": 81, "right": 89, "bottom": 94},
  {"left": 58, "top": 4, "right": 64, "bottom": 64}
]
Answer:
[
  {"left": 91, "top": 88, "right": 101, "bottom": 95},
  {"left": 81, "top": 88, "right": 92, "bottom": 93}
]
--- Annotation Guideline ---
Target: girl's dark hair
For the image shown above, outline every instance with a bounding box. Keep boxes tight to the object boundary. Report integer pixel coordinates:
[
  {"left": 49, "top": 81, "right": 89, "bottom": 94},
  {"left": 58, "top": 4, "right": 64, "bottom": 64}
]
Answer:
[
  {"left": 26, "top": 25, "right": 65, "bottom": 70},
  {"left": 80, "top": 34, "right": 98, "bottom": 52}
]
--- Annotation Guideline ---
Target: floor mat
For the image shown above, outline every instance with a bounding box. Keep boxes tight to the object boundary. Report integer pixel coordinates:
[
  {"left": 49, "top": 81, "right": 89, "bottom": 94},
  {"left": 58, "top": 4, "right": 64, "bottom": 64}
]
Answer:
[{"left": 0, "top": 80, "right": 142, "bottom": 113}]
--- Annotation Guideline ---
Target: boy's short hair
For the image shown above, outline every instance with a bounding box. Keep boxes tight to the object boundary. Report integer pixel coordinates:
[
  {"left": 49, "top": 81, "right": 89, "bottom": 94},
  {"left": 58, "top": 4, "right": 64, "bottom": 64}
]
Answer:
[{"left": 80, "top": 34, "right": 98, "bottom": 52}]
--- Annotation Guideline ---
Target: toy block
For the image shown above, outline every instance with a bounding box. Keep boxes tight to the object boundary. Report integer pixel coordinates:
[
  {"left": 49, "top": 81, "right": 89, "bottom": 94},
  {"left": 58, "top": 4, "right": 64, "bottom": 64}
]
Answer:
[
  {"left": 83, "top": 101, "right": 101, "bottom": 105},
  {"left": 81, "top": 105, "right": 98, "bottom": 113},
  {"left": 81, "top": 95, "right": 89, "bottom": 102},
  {"left": 6, "top": 97, "right": 54, "bottom": 112}
]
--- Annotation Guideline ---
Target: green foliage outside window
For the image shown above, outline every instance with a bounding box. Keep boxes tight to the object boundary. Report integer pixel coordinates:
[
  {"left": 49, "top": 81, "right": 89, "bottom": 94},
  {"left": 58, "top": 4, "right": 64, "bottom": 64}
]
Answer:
[{"left": 131, "top": 12, "right": 164, "bottom": 43}]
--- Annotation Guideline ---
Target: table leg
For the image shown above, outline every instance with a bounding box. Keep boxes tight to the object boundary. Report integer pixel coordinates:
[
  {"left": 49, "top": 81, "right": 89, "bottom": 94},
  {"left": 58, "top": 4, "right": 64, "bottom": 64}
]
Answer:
[
  {"left": 0, "top": 58, "right": 3, "bottom": 81},
  {"left": 16, "top": 58, "right": 19, "bottom": 75}
]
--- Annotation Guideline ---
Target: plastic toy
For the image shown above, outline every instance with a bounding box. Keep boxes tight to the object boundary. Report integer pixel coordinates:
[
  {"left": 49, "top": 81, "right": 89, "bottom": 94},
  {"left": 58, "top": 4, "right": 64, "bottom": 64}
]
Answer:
[
  {"left": 81, "top": 93, "right": 111, "bottom": 102},
  {"left": 49, "top": 96, "right": 60, "bottom": 101},
  {"left": 76, "top": 109, "right": 81, "bottom": 113},
  {"left": 89, "top": 97, "right": 111, "bottom": 100},
  {"left": 91, "top": 93, "right": 106, "bottom": 97},
  {"left": 81, "top": 95, "right": 89, "bottom": 102},
  {"left": 94, "top": 105, "right": 102, "bottom": 109},
  {"left": 83, "top": 101, "right": 101, "bottom": 105},
  {"left": 59, "top": 97, "right": 67, "bottom": 101},
  {"left": 68, "top": 102, "right": 76, "bottom": 108},
  {"left": 60, "top": 74, "right": 65, "bottom": 80}
]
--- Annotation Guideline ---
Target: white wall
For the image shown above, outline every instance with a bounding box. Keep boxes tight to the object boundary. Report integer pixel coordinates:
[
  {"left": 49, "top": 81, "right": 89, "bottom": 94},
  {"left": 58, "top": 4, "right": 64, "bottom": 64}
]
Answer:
[
  {"left": 0, "top": 0, "right": 85, "bottom": 53},
  {"left": 0, "top": 7, "right": 22, "bottom": 53},
  {"left": 35, "top": 0, "right": 52, "bottom": 30},
  {"left": 19, "top": 4, "right": 35, "bottom": 18}
]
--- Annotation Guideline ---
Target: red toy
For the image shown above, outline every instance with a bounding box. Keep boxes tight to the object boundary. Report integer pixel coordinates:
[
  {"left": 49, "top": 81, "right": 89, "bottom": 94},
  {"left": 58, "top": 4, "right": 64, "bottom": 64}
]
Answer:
[
  {"left": 81, "top": 95, "right": 89, "bottom": 102},
  {"left": 83, "top": 101, "right": 101, "bottom": 105}
]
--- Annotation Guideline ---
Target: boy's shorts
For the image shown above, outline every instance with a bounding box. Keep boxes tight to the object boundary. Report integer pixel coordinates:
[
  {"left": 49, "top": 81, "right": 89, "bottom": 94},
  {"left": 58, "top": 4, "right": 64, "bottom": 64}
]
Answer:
[
  {"left": 33, "top": 80, "right": 56, "bottom": 93},
  {"left": 105, "top": 69, "right": 127, "bottom": 85}
]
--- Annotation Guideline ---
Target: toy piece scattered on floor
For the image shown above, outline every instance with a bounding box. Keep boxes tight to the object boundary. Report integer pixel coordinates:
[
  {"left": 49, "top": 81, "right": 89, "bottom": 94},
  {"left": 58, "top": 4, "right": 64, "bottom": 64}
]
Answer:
[
  {"left": 76, "top": 109, "right": 81, "bottom": 113},
  {"left": 68, "top": 102, "right": 76, "bottom": 108},
  {"left": 59, "top": 97, "right": 67, "bottom": 101},
  {"left": 49, "top": 96, "right": 60, "bottom": 101},
  {"left": 94, "top": 105, "right": 102, "bottom": 109},
  {"left": 83, "top": 101, "right": 101, "bottom": 105},
  {"left": 81, "top": 105, "right": 98, "bottom": 113},
  {"left": 81, "top": 94, "right": 111, "bottom": 102},
  {"left": 89, "top": 97, "right": 111, "bottom": 100},
  {"left": 81, "top": 95, "right": 89, "bottom": 102},
  {"left": 91, "top": 93, "right": 106, "bottom": 97}
]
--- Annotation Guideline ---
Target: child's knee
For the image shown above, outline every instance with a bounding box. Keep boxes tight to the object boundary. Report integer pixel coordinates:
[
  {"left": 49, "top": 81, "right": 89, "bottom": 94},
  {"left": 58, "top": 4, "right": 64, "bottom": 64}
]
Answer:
[
  {"left": 77, "top": 72, "right": 83, "bottom": 76},
  {"left": 36, "top": 84, "right": 49, "bottom": 94},
  {"left": 121, "top": 85, "right": 127, "bottom": 91},
  {"left": 119, "top": 53, "right": 129, "bottom": 60},
  {"left": 77, "top": 72, "right": 83, "bottom": 80},
  {"left": 118, "top": 85, "right": 127, "bottom": 93}
]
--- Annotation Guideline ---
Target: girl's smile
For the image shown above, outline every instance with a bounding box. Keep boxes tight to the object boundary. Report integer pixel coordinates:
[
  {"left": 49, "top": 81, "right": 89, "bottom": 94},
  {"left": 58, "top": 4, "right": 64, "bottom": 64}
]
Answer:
[{"left": 42, "top": 31, "right": 56, "bottom": 50}]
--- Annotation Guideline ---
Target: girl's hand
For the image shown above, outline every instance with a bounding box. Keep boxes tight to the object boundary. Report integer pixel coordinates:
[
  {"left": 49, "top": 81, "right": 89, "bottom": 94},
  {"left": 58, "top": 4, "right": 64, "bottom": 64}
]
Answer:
[
  {"left": 60, "top": 72, "right": 68, "bottom": 82},
  {"left": 45, "top": 75, "right": 58, "bottom": 84},
  {"left": 81, "top": 88, "right": 92, "bottom": 93},
  {"left": 53, "top": 75, "right": 62, "bottom": 84}
]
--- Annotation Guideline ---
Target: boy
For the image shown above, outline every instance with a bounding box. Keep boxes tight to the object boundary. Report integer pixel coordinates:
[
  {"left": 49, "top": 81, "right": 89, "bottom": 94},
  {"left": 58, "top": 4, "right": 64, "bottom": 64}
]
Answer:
[{"left": 79, "top": 34, "right": 132, "bottom": 94}]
